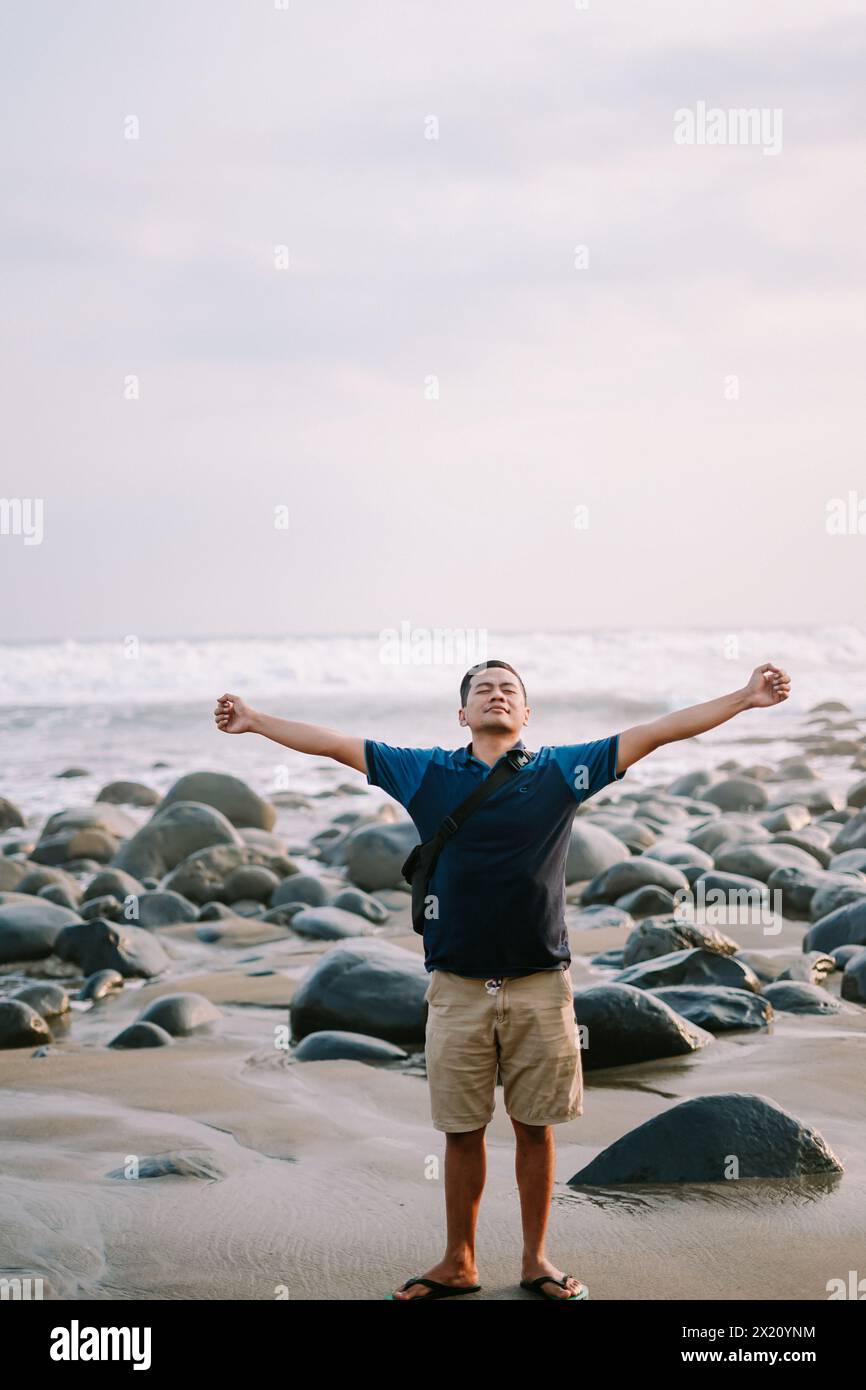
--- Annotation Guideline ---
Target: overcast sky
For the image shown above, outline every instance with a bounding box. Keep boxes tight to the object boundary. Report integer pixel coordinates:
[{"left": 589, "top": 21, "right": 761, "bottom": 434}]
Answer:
[{"left": 2, "top": 0, "right": 864, "bottom": 643}]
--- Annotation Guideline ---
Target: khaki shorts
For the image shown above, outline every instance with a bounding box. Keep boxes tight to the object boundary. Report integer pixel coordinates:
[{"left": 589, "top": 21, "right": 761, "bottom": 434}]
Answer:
[{"left": 423, "top": 967, "right": 582, "bottom": 1132}]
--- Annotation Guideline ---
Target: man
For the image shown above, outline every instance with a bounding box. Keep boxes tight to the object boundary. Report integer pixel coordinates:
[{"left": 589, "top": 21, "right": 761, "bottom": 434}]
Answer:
[{"left": 214, "top": 658, "right": 791, "bottom": 1300}]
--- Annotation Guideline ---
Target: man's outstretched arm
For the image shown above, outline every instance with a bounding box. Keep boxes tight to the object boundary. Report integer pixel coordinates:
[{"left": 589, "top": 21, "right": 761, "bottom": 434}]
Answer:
[
  {"left": 615, "top": 662, "right": 791, "bottom": 775},
  {"left": 213, "top": 693, "right": 367, "bottom": 774}
]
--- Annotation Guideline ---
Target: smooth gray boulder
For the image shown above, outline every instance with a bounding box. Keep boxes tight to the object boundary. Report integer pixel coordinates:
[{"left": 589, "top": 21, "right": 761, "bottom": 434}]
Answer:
[
  {"left": 112, "top": 802, "right": 244, "bottom": 880},
  {"left": 774, "top": 953, "right": 836, "bottom": 985},
  {"left": 289, "top": 906, "right": 374, "bottom": 941},
  {"left": 763, "top": 981, "right": 842, "bottom": 1014},
  {"left": 271, "top": 873, "right": 330, "bottom": 908},
  {"left": 221, "top": 866, "right": 281, "bottom": 903},
  {"left": 829, "top": 849, "right": 866, "bottom": 874},
  {"left": 82, "top": 868, "right": 145, "bottom": 904},
  {"left": 136, "top": 992, "right": 222, "bottom": 1036},
  {"left": 840, "top": 950, "right": 866, "bottom": 1004},
  {"left": 622, "top": 916, "right": 739, "bottom": 967},
  {"left": 40, "top": 803, "right": 138, "bottom": 841},
  {"left": 330, "top": 887, "right": 389, "bottom": 923},
  {"left": 568, "top": 1093, "right": 843, "bottom": 1183},
  {"left": 108, "top": 1021, "right": 174, "bottom": 1048},
  {"left": 11, "top": 982, "right": 69, "bottom": 1018},
  {"left": 803, "top": 899, "right": 866, "bottom": 954},
  {"left": 79, "top": 969, "right": 124, "bottom": 1001},
  {"left": 0, "top": 899, "right": 82, "bottom": 963},
  {"left": 293, "top": 1030, "right": 409, "bottom": 1063},
  {"left": 641, "top": 840, "right": 714, "bottom": 871},
  {"left": 565, "top": 822, "right": 629, "bottom": 883},
  {"left": 161, "top": 842, "right": 296, "bottom": 905},
  {"left": 582, "top": 858, "right": 690, "bottom": 906},
  {"left": 702, "top": 778, "right": 769, "bottom": 812},
  {"left": 648, "top": 985, "right": 771, "bottom": 1033},
  {"left": 760, "top": 805, "right": 812, "bottom": 833},
  {"left": 809, "top": 879, "right": 866, "bottom": 922},
  {"left": 343, "top": 822, "right": 420, "bottom": 891},
  {"left": 570, "top": 982, "right": 714, "bottom": 1069},
  {"left": 687, "top": 818, "right": 770, "bottom": 855},
  {"left": 614, "top": 885, "right": 677, "bottom": 917},
  {"left": 667, "top": 770, "right": 717, "bottom": 797},
  {"left": 614, "top": 947, "right": 761, "bottom": 993},
  {"left": 54, "top": 918, "right": 170, "bottom": 979},
  {"left": 713, "top": 842, "right": 820, "bottom": 883},
  {"left": 0, "top": 999, "right": 52, "bottom": 1048},
  {"left": 831, "top": 809, "right": 866, "bottom": 854},
  {"left": 159, "top": 771, "right": 276, "bottom": 831},
  {"left": 766, "top": 865, "right": 858, "bottom": 919},
  {"left": 97, "top": 780, "right": 160, "bottom": 807},
  {"left": 289, "top": 939, "right": 428, "bottom": 1047},
  {"left": 767, "top": 783, "right": 847, "bottom": 815},
  {"left": 0, "top": 797, "right": 25, "bottom": 831}
]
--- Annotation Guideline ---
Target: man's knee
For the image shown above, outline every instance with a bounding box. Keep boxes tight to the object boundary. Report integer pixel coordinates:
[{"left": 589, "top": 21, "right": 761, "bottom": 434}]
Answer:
[
  {"left": 510, "top": 1116, "right": 552, "bottom": 1141},
  {"left": 444, "top": 1124, "right": 488, "bottom": 1144}
]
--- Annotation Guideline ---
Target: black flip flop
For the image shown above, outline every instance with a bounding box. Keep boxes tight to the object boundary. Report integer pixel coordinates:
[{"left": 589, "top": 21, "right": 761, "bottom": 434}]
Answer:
[
  {"left": 520, "top": 1274, "right": 589, "bottom": 1300},
  {"left": 385, "top": 1277, "right": 482, "bottom": 1300}
]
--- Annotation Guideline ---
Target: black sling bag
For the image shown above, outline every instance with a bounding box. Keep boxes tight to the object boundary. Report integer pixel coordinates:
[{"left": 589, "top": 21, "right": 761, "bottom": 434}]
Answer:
[{"left": 401, "top": 745, "right": 535, "bottom": 935}]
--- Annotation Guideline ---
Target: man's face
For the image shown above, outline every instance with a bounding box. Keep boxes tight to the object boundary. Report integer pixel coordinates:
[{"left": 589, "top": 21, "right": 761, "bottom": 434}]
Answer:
[{"left": 459, "top": 668, "right": 529, "bottom": 737}]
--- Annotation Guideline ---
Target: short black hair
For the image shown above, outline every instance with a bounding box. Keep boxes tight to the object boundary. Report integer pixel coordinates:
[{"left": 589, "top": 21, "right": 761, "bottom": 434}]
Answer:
[{"left": 460, "top": 661, "right": 527, "bottom": 708}]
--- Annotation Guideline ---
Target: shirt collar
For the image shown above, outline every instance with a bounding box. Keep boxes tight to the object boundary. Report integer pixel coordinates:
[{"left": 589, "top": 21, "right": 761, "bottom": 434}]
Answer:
[{"left": 456, "top": 736, "right": 526, "bottom": 768}]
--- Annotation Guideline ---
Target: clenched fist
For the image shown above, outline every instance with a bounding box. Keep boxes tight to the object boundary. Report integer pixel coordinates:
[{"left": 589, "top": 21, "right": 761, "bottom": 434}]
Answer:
[
  {"left": 743, "top": 663, "right": 791, "bottom": 709},
  {"left": 214, "top": 692, "right": 256, "bottom": 734}
]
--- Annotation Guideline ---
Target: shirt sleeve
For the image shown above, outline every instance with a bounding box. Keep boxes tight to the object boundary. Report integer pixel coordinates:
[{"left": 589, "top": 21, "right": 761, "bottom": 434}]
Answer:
[
  {"left": 551, "top": 733, "right": 627, "bottom": 804},
  {"left": 364, "top": 740, "right": 435, "bottom": 810}
]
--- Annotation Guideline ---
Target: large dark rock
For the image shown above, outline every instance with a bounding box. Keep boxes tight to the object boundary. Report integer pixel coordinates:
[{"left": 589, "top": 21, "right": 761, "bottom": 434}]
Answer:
[
  {"left": 53, "top": 918, "right": 170, "bottom": 979},
  {"left": 293, "top": 1031, "right": 409, "bottom": 1063},
  {"left": 97, "top": 781, "right": 161, "bottom": 807},
  {"left": 614, "top": 885, "right": 677, "bottom": 917},
  {"left": 11, "top": 982, "right": 70, "bottom": 1018},
  {"left": 829, "top": 808, "right": 866, "bottom": 854},
  {"left": 0, "top": 899, "right": 82, "bottom": 963},
  {"left": 161, "top": 842, "right": 297, "bottom": 905},
  {"left": 714, "top": 842, "right": 820, "bottom": 883},
  {"left": 622, "top": 916, "right": 739, "bottom": 966},
  {"left": 687, "top": 818, "right": 770, "bottom": 856},
  {"left": 0, "top": 999, "right": 53, "bottom": 1048},
  {"left": 702, "top": 778, "right": 769, "bottom": 812},
  {"left": 271, "top": 873, "right": 331, "bottom": 908},
  {"left": 803, "top": 899, "right": 866, "bottom": 954},
  {"left": 641, "top": 840, "right": 714, "bottom": 871},
  {"left": 330, "top": 887, "right": 389, "bottom": 923},
  {"left": 582, "top": 858, "right": 690, "bottom": 906},
  {"left": 159, "top": 772, "right": 277, "bottom": 831},
  {"left": 289, "top": 906, "right": 374, "bottom": 941},
  {"left": 570, "top": 982, "right": 714, "bottom": 1069},
  {"left": 135, "top": 992, "right": 222, "bottom": 1036},
  {"left": 343, "top": 822, "right": 420, "bottom": 892},
  {"left": 648, "top": 985, "right": 772, "bottom": 1033},
  {"left": 112, "top": 802, "right": 244, "bottom": 880},
  {"left": 108, "top": 1021, "right": 174, "bottom": 1048},
  {"left": 762, "top": 981, "right": 842, "bottom": 1014},
  {"left": 840, "top": 950, "right": 866, "bottom": 1004},
  {"left": 614, "top": 948, "right": 761, "bottom": 993},
  {"left": 568, "top": 1093, "right": 843, "bottom": 1183},
  {"left": 289, "top": 939, "right": 428, "bottom": 1046},
  {"left": 565, "top": 823, "right": 631, "bottom": 884}
]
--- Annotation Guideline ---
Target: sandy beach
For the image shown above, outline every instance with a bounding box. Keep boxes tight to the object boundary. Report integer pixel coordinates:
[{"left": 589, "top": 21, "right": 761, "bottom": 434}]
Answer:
[{"left": 2, "top": 693, "right": 866, "bottom": 1302}]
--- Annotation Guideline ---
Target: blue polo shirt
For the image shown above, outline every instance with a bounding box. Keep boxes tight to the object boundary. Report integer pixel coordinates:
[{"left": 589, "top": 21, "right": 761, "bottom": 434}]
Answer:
[{"left": 363, "top": 734, "right": 627, "bottom": 978}]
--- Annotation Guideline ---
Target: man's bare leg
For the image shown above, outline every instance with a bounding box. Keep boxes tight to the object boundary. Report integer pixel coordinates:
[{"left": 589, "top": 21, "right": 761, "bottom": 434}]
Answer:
[
  {"left": 391, "top": 1126, "right": 487, "bottom": 1299},
  {"left": 512, "top": 1118, "right": 584, "bottom": 1298}
]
